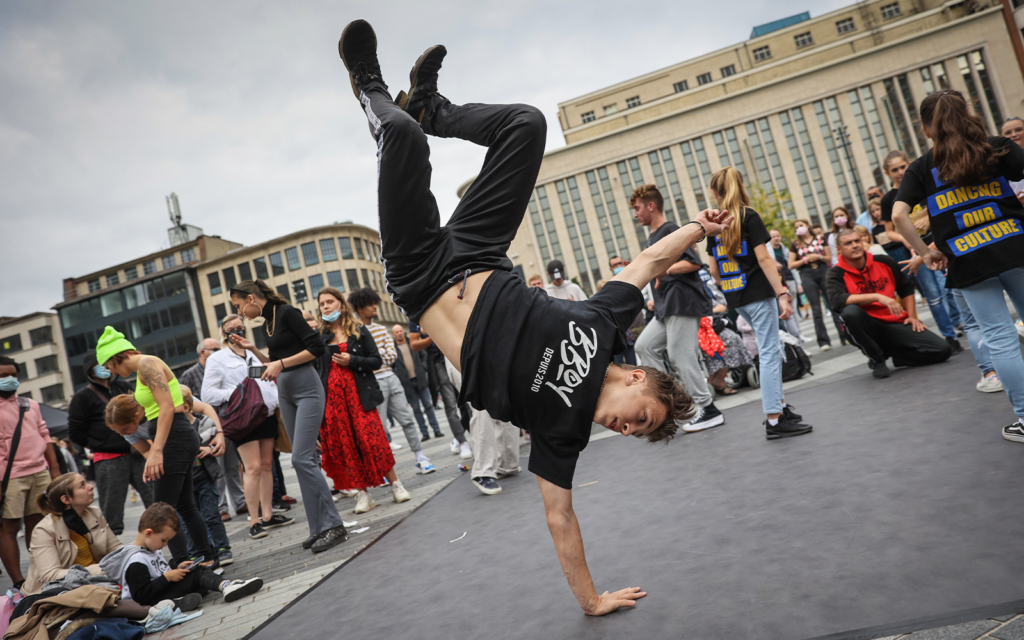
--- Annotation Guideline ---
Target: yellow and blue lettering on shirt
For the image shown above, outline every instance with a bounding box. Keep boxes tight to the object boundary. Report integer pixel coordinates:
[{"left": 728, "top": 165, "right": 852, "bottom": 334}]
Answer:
[
  {"left": 949, "top": 219, "right": 1024, "bottom": 257},
  {"left": 928, "top": 167, "right": 1020, "bottom": 254},
  {"left": 713, "top": 241, "right": 748, "bottom": 292}
]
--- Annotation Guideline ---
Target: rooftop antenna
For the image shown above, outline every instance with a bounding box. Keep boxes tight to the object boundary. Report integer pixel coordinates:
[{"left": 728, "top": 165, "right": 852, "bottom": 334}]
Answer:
[{"left": 166, "top": 192, "right": 182, "bottom": 228}]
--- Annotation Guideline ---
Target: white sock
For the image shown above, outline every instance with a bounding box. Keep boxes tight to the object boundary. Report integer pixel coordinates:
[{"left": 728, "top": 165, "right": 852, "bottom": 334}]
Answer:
[
  {"left": 219, "top": 579, "right": 231, "bottom": 591},
  {"left": 415, "top": 451, "right": 429, "bottom": 463},
  {"left": 768, "top": 417, "right": 780, "bottom": 426}
]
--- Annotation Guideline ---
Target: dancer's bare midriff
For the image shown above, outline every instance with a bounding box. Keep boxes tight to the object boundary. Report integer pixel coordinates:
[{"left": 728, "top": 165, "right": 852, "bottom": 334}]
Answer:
[{"left": 417, "top": 270, "right": 495, "bottom": 373}]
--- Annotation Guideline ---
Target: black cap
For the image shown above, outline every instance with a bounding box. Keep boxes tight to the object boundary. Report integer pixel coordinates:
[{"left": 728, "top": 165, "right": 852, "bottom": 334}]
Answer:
[{"left": 546, "top": 259, "right": 565, "bottom": 279}]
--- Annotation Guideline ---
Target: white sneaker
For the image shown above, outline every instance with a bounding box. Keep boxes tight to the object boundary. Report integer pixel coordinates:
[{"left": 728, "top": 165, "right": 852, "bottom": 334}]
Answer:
[
  {"left": 977, "top": 374, "right": 1004, "bottom": 393},
  {"left": 450, "top": 438, "right": 460, "bottom": 454},
  {"left": 820, "top": 344, "right": 832, "bottom": 352},
  {"left": 459, "top": 441, "right": 473, "bottom": 460},
  {"left": 223, "top": 577, "right": 264, "bottom": 603},
  {"left": 391, "top": 480, "right": 411, "bottom": 503},
  {"left": 389, "top": 441, "right": 403, "bottom": 451},
  {"left": 354, "top": 490, "right": 376, "bottom": 514},
  {"left": 339, "top": 489, "right": 358, "bottom": 498},
  {"left": 415, "top": 459, "right": 436, "bottom": 474}
]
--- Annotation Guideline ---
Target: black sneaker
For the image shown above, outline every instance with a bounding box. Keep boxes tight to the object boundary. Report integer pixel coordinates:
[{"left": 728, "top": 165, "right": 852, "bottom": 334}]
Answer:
[
  {"left": 1002, "top": 421, "right": 1024, "bottom": 443},
  {"left": 173, "top": 593, "right": 202, "bottom": 613},
  {"left": 870, "top": 359, "right": 891, "bottom": 379},
  {"left": 217, "top": 549, "right": 234, "bottom": 566},
  {"left": 338, "top": 20, "right": 383, "bottom": 99},
  {"left": 272, "top": 501, "right": 291, "bottom": 513},
  {"left": 249, "top": 522, "right": 268, "bottom": 539},
  {"left": 262, "top": 514, "right": 295, "bottom": 529},
  {"left": 782, "top": 404, "right": 803, "bottom": 422},
  {"left": 311, "top": 525, "right": 349, "bottom": 553},
  {"left": 946, "top": 336, "right": 964, "bottom": 355},
  {"left": 395, "top": 45, "right": 447, "bottom": 120},
  {"left": 421, "top": 432, "right": 431, "bottom": 442},
  {"left": 765, "top": 414, "right": 813, "bottom": 440},
  {"left": 301, "top": 534, "right": 321, "bottom": 550},
  {"left": 223, "top": 577, "right": 264, "bottom": 603},
  {"left": 472, "top": 477, "right": 502, "bottom": 495},
  {"left": 683, "top": 402, "right": 725, "bottom": 432}
]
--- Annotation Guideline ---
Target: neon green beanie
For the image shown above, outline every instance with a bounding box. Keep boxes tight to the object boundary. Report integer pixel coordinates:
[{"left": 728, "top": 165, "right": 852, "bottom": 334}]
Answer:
[{"left": 95, "top": 326, "right": 136, "bottom": 366}]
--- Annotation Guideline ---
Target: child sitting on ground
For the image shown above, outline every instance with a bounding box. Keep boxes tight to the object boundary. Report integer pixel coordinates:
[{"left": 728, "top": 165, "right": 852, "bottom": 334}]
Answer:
[{"left": 99, "top": 502, "right": 263, "bottom": 611}]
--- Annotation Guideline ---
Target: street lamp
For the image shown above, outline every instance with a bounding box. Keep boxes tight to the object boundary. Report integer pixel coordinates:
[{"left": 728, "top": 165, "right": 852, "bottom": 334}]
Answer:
[{"left": 833, "top": 124, "right": 866, "bottom": 214}]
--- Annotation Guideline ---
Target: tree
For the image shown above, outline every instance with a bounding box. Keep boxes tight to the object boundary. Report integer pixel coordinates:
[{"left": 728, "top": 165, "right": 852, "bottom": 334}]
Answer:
[{"left": 748, "top": 183, "right": 796, "bottom": 245}]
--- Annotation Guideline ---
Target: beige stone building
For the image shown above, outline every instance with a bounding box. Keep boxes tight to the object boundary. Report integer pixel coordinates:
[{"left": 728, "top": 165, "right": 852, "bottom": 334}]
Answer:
[
  {"left": 0, "top": 312, "right": 73, "bottom": 408},
  {"left": 504, "top": 0, "right": 1024, "bottom": 294},
  {"left": 193, "top": 223, "right": 401, "bottom": 343}
]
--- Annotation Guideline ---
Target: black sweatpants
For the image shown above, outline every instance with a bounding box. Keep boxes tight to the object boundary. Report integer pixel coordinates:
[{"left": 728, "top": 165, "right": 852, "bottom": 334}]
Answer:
[
  {"left": 798, "top": 265, "right": 832, "bottom": 347},
  {"left": 358, "top": 80, "right": 546, "bottom": 322},
  {"left": 840, "top": 306, "right": 952, "bottom": 367}
]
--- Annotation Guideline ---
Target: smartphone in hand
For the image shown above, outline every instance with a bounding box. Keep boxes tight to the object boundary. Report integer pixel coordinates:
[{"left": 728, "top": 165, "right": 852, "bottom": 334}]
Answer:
[
  {"left": 328, "top": 344, "right": 341, "bottom": 355},
  {"left": 186, "top": 555, "right": 204, "bottom": 571},
  {"left": 247, "top": 366, "right": 265, "bottom": 379}
]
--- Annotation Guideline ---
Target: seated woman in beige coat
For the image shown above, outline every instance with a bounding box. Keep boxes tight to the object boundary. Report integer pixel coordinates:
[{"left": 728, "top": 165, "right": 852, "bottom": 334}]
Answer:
[{"left": 23, "top": 473, "right": 122, "bottom": 594}]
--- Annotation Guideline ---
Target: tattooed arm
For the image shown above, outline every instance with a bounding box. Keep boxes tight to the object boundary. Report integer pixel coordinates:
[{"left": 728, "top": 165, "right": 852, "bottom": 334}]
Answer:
[{"left": 137, "top": 356, "right": 179, "bottom": 480}]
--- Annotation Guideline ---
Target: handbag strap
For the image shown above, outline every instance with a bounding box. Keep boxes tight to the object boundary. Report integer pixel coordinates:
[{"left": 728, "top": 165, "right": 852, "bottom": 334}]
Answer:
[
  {"left": 87, "top": 383, "right": 109, "bottom": 405},
  {"left": 2, "top": 401, "right": 29, "bottom": 506}
]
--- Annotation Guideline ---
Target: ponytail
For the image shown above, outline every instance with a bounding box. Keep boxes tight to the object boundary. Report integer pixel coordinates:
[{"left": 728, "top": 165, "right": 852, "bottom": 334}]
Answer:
[
  {"left": 37, "top": 473, "right": 79, "bottom": 515},
  {"left": 232, "top": 280, "right": 287, "bottom": 305},
  {"left": 709, "top": 167, "right": 750, "bottom": 257},
  {"left": 921, "top": 90, "right": 1004, "bottom": 188}
]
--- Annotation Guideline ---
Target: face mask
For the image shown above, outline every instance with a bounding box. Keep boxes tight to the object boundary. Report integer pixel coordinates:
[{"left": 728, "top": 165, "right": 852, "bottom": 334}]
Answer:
[
  {"left": 795, "top": 227, "right": 809, "bottom": 237},
  {"left": 225, "top": 327, "right": 246, "bottom": 340},
  {"left": 0, "top": 377, "right": 19, "bottom": 393},
  {"left": 834, "top": 217, "right": 848, "bottom": 227},
  {"left": 322, "top": 310, "right": 341, "bottom": 323},
  {"left": 93, "top": 365, "right": 111, "bottom": 379},
  {"left": 612, "top": 266, "right": 624, "bottom": 275}
]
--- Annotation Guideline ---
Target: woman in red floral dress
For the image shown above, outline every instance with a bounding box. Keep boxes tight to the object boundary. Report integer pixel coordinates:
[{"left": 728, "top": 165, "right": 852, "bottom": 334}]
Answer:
[{"left": 314, "top": 287, "right": 411, "bottom": 513}]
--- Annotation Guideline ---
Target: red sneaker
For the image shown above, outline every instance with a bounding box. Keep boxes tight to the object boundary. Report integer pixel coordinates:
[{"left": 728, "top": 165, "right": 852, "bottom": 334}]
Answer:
[{"left": 281, "top": 495, "right": 297, "bottom": 504}]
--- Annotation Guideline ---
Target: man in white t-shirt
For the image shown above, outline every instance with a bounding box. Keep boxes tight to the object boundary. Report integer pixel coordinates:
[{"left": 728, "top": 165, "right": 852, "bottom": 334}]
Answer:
[{"left": 544, "top": 259, "right": 588, "bottom": 301}]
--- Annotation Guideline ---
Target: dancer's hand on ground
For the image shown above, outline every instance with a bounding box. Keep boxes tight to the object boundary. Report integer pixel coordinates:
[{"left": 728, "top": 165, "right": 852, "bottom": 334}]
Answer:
[
  {"left": 876, "top": 295, "right": 905, "bottom": 317},
  {"left": 144, "top": 449, "right": 164, "bottom": 482},
  {"left": 696, "top": 208, "right": 733, "bottom": 237},
  {"left": 922, "top": 248, "right": 947, "bottom": 271},
  {"left": 904, "top": 317, "right": 927, "bottom": 333},
  {"left": 585, "top": 587, "right": 647, "bottom": 616},
  {"left": 778, "top": 295, "right": 793, "bottom": 321},
  {"left": 262, "top": 360, "right": 283, "bottom": 382},
  {"left": 332, "top": 352, "right": 351, "bottom": 367}
]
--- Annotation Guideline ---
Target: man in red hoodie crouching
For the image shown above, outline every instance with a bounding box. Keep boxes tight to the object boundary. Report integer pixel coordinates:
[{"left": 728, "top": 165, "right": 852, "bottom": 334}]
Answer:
[{"left": 826, "top": 229, "right": 951, "bottom": 379}]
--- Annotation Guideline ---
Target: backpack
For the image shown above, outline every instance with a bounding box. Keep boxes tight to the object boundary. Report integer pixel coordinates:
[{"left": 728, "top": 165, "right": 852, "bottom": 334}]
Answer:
[
  {"left": 218, "top": 377, "right": 269, "bottom": 441},
  {"left": 779, "top": 331, "right": 813, "bottom": 381}
]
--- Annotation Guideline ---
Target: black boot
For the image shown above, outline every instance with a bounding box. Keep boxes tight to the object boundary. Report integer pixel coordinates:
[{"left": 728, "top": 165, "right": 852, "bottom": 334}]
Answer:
[
  {"left": 395, "top": 45, "right": 446, "bottom": 121},
  {"left": 338, "top": 20, "right": 385, "bottom": 99}
]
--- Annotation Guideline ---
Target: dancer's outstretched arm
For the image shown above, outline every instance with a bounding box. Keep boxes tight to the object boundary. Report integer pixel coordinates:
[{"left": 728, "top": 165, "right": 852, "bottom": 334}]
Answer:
[
  {"left": 538, "top": 477, "right": 646, "bottom": 615},
  {"left": 612, "top": 208, "right": 733, "bottom": 291}
]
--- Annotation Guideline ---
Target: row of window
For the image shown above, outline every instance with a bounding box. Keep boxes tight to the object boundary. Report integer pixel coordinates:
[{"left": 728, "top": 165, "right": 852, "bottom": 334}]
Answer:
[
  {"left": 14, "top": 384, "right": 65, "bottom": 406},
  {"left": 7, "top": 355, "right": 60, "bottom": 382},
  {"left": 0, "top": 325, "right": 55, "bottom": 356},
  {"left": 86, "top": 248, "right": 195, "bottom": 293},
  {"left": 61, "top": 272, "right": 189, "bottom": 331},
  {"left": 64, "top": 301, "right": 194, "bottom": 359}
]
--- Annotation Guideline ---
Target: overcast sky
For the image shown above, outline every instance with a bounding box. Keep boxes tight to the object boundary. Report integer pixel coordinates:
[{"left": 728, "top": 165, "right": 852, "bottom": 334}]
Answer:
[{"left": 1, "top": 0, "right": 850, "bottom": 318}]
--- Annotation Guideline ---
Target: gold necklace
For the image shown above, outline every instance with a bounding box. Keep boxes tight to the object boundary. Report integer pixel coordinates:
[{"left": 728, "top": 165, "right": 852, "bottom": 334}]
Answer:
[{"left": 265, "top": 305, "right": 277, "bottom": 337}]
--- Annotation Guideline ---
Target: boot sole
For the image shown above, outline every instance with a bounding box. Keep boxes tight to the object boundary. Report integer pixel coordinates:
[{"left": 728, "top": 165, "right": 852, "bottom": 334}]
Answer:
[
  {"left": 338, "top": 20, "right": 377, "bottom": 99},
  {"left": 397, "top": 45, "right": 446, "bottom": 114}
]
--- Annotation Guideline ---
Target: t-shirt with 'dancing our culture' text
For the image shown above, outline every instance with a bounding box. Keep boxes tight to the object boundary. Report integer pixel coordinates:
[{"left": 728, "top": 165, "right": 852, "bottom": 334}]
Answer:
[
  {"left": 459, "top": 271, "right": 643, "bottom": 490},
  {"left": 705, "top": 208, "right": 775, "bottom": 308}
]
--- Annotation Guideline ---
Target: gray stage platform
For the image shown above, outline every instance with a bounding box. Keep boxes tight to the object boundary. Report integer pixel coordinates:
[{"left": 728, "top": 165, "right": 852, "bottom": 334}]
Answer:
[{"left": 246, "top": 354, "right": 1024, "bottom": 640}]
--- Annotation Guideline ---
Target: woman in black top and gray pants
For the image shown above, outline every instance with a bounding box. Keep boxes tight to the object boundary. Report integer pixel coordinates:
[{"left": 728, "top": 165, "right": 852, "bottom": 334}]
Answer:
[{"left": 228, "top": 280, "right": 347, "bottom": 553}]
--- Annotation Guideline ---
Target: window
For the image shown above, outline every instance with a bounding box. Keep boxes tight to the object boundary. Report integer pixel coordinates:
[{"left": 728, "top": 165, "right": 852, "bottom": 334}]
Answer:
[
  {"left": 673, "top": 80, "right": 689, "bottom": 93},
  {"left": 794, "top": 32, "right": 814, "bottom": 49},
  {"left": 338, "top": 237, "right": 354, "bottom": 259},
  {"left": 237, "top": 262, "right": 252, "bottom": 281},
  {"left": 301, "top": 242, "right": 319, "bottom": 266},
  {"left": 269, "top": 252, "right": 285, "bottom": 276},
  {"left": 181, "top": 248, "right": 195, "bottom": 263},
  {"left": 697, "top": 72, "right": 712, "bottom": 86},
  {"left": 880, "top": 2, "right": 900, "bottom": 20},
  {"left": 208, "top": 272, "right": 222, "bottom": 295},
  {"left": 19, "top": 391, "right": 31, "bottom": 400},
  {"left": 0, "top": 334, "right": 23, "bottom": 355},
  {"left": 41, "top": 384, "right": 64, "bottom": 405},
  {"left": 276, "top": 284, "right": 290, "bottom": 302},
  {"left": 327, "top": 270, "right": 345, "bottom": 291},
  {"left": 88, "top": 279, "right": 101, "bottom": 292},
  {"left": 162, "top": 254, "right": 176, "bottom": 269},
  {"left": 16, "top": 364, "right": 27, "bottom": 381},
  {"left": 222, "top": 267, "right": 237, "bottom": 290},
  {"left": 626, "top": 96, "right": 641, "bottom": 108},
  {"left": 214, "top": 303, "right": 226, "bottom": 323},
  {"left": 106, "top": 273, "right": 119, "bottom": 287},
  {"left": 29, "top": 326, "right": 53, "bottom": 346},
  {"left": 752, "top": 46, "right": 771, "bottom": 62},
  {"left": 99, "top": 291, "right": 123, "bottom": 317},
  {"left": 720, "top": 65, "right": 735, "bottom": 78},
  {"left": 284, "top": 247, "right": 301, "bottom": 271},
  {"left": 292, "top": 280, "right": 308, "bottom": 303},
  {"left": 971, "top": 50, "right": 1006, "bottom": 130},
  {"left": 320, "top": 238, "right": 338, "bottom": 261},
  {"left": 603, "top": 104, "right": 618, "bottom": 116},
  {"left": 143, "top": 260, "right": 156, "bottom": 275},
  {"left": 836, "top": 17, "right": 856, "bottom": 34},
  {"left": 581, "top": 111, "right": 596, "bottom": 124},
  {"left": 35, "top": 355, "right": 59, "bottom": 376},
  {"left": 125, "top": 266, "right": 138, "bottom": 281},
  {"left": 254, "top": 257, "right": 269, "bottom": 280},
  {"left": 354, "top": 240, "right": 366, "bottom": 261},
  {"left": 309, "top": 274, "right": 325, "bottom": 296},
  {"left": 346, "top": 269, "right": 360, "bottom": 291},
  {"left": 361, "top": 269, "right": 371, "bottom": 290}
]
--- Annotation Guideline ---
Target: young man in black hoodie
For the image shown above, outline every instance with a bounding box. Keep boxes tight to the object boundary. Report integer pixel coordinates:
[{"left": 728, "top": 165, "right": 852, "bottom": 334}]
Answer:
[{"left": 67, "top": 350, "right": 152, "bottom": 534}]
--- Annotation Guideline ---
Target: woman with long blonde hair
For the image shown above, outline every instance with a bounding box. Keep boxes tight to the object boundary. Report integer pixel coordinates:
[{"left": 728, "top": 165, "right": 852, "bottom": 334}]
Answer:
[
  {"left": 706, "top": 167, "right": 814, "bottom": 439},
  {"left": 314, "top": 287, "right": 411, "bottom": 514}
]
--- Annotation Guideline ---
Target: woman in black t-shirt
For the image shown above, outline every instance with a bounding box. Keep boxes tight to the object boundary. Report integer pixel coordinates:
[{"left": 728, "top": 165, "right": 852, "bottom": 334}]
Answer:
[
  {"left": 787, "top": 219, "right": 833, "bottom": 350},
  {"left": 892, "top": 89, "right": 1024, "bottom": 440},
  {"left": 707, "top": 167, "right": 813, "bottom": 439}
]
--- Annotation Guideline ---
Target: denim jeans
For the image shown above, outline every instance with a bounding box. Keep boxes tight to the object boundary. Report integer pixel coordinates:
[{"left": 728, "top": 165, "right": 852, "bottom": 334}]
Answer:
[
  {"left": 959, "top": 268, "right": 1024, "bottom": 421},
  {"left": 933, "top": 270, "right": 962, "bottom": 327},
  {"left": 915, "top": 267, "right": 957, "bottom": 339},
  {"left": 951, "top": 289, "right": 993, "bottom": 375},
  {"left": 185, "top": 465, "right": 231, "bottom": 556},
  {"left": 736, "top": 298, "right": 784, "bottom": 416},
  {"left": 407, "top": 381, "right": 442, "bottom": 437}
]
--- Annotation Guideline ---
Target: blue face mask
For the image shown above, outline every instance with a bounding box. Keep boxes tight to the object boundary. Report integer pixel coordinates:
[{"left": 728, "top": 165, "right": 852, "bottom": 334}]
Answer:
[
  {"left": 322, "top": 310, "right": 342, "bottom": 323},
  {"left": 0, "top": 377, "right": 19, "bottom": 393},
  {"left": 613, "top": 266, "right": 625, "bottom": 275},
  {"left": 93, "top": 365, "right": 112, "bottom": 379}
]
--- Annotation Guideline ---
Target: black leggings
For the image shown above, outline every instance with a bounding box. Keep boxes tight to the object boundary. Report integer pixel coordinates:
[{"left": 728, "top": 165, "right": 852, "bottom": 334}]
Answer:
[
  {"left": 135, "top": 566, "right": 224, "bottom": 606},
  {"left": 358, "top": 80, "right": 546, "bottom": 321},
  {"left": 798, "top": 266, "right": 832, "bottom": 347},
  {"left": 154, "top": 414, "right": 213, "bottom": 565}
]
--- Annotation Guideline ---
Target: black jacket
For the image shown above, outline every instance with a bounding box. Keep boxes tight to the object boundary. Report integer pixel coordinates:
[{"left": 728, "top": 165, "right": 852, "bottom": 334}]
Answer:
[
  {"left": 68, "top": 380, "right": 134, "bottom": 455},
  {"left": 316, "top": 326, "right": 384, "bottom": 411},
  {"left": 392, "top": 342, "right": 428, "bottom": 399}
]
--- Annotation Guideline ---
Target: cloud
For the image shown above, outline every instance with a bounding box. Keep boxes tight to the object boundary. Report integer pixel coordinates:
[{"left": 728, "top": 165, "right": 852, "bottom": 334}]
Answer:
[{"left": 0, "top": 0, "right": 848, "bottom": 317}]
